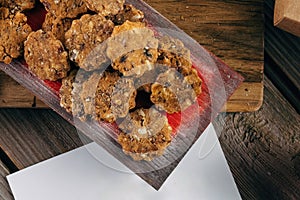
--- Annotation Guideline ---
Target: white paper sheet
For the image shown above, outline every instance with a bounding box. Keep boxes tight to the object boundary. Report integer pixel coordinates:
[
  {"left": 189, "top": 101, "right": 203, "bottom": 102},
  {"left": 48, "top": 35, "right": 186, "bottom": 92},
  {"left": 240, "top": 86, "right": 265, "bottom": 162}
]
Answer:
[{"left": 7, "top": 124, "right": 241, "bottom": 200}]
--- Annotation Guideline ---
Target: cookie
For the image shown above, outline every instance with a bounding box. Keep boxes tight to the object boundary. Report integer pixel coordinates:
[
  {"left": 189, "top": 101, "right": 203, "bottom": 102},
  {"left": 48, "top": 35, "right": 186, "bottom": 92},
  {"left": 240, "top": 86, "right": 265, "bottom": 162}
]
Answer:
[
  {"left": 83, "top": 0, "right": 124, "bottom": 16},
  {"left": 107, "top": 4, "right": 144, "bottom": 25},
  {"left": 180, "top": 67, "right": 202, "bottom": 96},
  {"left": 157, "top": 35, "right": 192, "bottom": 70},
  {"left": 42, "top": 13, "right": 73, "bottom": 45},
  {"left": 0, "top": 12, "right": 32, "bottom": 64},
  {"left": 107, "top": 21, "right": 158, "bottom": 76},
  {"left": 71, "top": 69, "right": 90, "bottom": 120},
  {"left": 40, "top": 0, "right": 87, "bottom": 19},
  {"left": 24, "top": 30, "right": 70, "bottom": 81},
  {"left": 112, "top": 48, "right": 158, "bottom": 77},
  {"left": 150, "top": 68, "right": 198, "bottom": 114},
  {"left": 117, "top": 108, "right": 172, "bottom": 161},
  {"left": 0, "top": 7, "right": 9, "bottom": 19},
  {"left": 59, "top": 69, "right": 78, "bottom": 113},
  {"left": 110, "top": 77, "right": 137, "bottom": 118},
  {"left": 1, "top": 0, "right": 35, "bottom": 13},
  {"left": 65, "top": 14, "right": 114, "bottom": 71}
]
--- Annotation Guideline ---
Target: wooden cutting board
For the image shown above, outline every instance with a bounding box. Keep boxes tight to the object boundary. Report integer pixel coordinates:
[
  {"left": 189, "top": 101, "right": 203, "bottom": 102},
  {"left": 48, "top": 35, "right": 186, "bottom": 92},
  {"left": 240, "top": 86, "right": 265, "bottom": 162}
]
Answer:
[{"left": 0, "top": 0, "right": 264, "bottom": 112}]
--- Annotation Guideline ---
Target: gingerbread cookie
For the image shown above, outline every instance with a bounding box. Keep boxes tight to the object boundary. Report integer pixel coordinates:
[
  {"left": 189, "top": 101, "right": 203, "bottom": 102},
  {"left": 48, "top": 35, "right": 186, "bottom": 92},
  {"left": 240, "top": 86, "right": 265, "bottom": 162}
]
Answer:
[
  {"left": 24, "top": 30, "right": 70, "bottom": 81},
  {"left": 150, "top": 68, "right": 198, "bottom": 114},
  {"left": 157, "top": 35, "right": 192, "bottom": 70},
  {"left": 65, "top": 14, "right": 114, "bottom": 71},
  {"left": 40, "top": 0, "right": 87, "bottom": 19},
  {"left": 107, "top": 4, "right": 144, "bottom": 25},
  {"left": 83, "top": 0, "right": 124, "bottom": 16},
  {"left": 0, "top": 12, "right": 32, "bottom": 64},
  {"left": 59, "top": 69, "right": 78, "bottom": 113},
  {"left": 42, "top": 13, "right": 73, "bottom": 45},
  {"left": 117, "top": 108, "right": 172, "bottom": 161}
]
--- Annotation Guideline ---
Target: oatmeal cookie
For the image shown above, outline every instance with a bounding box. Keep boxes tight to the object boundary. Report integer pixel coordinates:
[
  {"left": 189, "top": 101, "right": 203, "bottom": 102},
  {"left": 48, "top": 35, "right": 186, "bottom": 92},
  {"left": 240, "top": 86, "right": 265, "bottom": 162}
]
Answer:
[
  {"left": 180, "top": 67, "right": 202, "bottom": 96},
  {"left": 24, "top": 30, "right": 70, "bottom": 81},
  {"left": 83, "top": 0, "right": 124, "bottom": 16},
  {"left": 150, "top": 68, "right": 197, "bottom": 114},
  {"left": 42, "top": 13, "right": 73, "bottom": 45},
  {"left": 107, "top": 21, "right": 158, "bottom": 76},
  {"left": 157, "top": 35, "right": 192, "bottom": 70},
  {"left": 112, "top": 48, "right": 158, "bottom": 77},
  {"left": 111, "top": 77, "right": 137, "bottom": 118},
  {"left": 65, "top": 14, "right": 114, "bottom": 71},
  {"left": 94, "top": 71, "right": 136, "bottom": 122},
  {"left": 59, "top": 69, "right": 78, "bottom": 113},
  {"left": 0, "top": 12, "right": 32, "bottom": 64},
  {"left": 40, "top": 0, "right": 87, "bottom": 19},
  {"left": 107, "top": 4, "right": 144, "bottom": 25},
  {"left": 0, "top": 7, "right": 9, "bottom": 19},
  {"left": 1, "top": 0, "right": 35, "bottom": 13},
  {"left": 117, "top": 108, "right": 172, "bottom": 161}
]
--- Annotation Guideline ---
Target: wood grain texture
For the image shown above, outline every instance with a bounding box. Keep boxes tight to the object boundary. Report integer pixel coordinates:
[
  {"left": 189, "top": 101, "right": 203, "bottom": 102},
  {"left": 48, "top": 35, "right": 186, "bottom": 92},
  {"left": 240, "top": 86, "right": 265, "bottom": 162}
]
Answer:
[
  {"left": 0, "top": 109, "right": 84, "bottom": 169},
  {"left": 265, "top": 0, "right": 300, "bottom": 113},
  {"left": 0, "top": 0, "right": 264, "bottom": 112},
  {"left": 0, "top": 161, "right": 13, "bottom": 200},
  {"left": 214, "top": 77, "right": 300, "bottom": 199}
]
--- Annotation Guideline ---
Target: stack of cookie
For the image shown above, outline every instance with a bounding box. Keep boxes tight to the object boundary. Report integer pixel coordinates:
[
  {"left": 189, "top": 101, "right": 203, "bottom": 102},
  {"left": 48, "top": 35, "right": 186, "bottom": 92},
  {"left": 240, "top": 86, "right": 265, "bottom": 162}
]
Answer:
[{"left": 0, "top": 0, "right": 202, "bottom": 161}]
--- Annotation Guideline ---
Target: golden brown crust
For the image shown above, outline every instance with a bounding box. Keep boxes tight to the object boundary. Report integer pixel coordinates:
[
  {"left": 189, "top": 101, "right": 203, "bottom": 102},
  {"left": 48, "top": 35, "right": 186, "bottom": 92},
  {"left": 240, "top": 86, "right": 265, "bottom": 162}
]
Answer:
[
  {"left": 40, "top": 0, "right": 87, "bottom": 19},
  {"left": 0, "top": 12, "right": 32, "bottom": 64},
  {"left": 42, "top": 13, "right": 73, "bottom": 45},
  {"left": 83, "top": 0, "right": 124, "bottom": 16},
  {"left": 24, "top": 30, "right": 70, "bottom": 81},
  {"left": 59, "top": 69, "right": 78, "bottom": 113},
  {"left": 117, "top": 108, "right": 172, "bottom": 161},
  {"left": 1, "top": 0, "right": 35, "bottom": 13},
  {"left": 65, "top": 14, "right": 114, "bottom": 71},
  {"left": 107, "top": 4, "right": 144, "bottom": 25},
  {"left": 157, "top": 35, "right": 192, "bottom": 70},
  {"left": 112, "top": 48, "right": 158, "bottom": 77},
  {"left": 150, "top": 68, "right": 199, "bottom": 114}
]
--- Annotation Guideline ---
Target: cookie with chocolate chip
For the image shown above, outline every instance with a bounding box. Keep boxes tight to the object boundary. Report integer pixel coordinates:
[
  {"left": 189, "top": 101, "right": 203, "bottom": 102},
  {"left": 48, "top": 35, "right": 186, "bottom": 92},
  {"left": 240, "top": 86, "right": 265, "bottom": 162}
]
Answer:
[
  {"left": 150, "top": 68, "right": 198, "bottom": 114},
  {"left": 24, "top": 30, "right": 70, "bottom": 81},
  {"left": 0, "top": 12, "right": 32, "bottom": 64},
  {"left": 157, "top": 35, "right": 192, "bottom": 70},
  {"left": 117, "top": 108, "right": 172, "bottom": 161},
  {"left": 95, "top": 71, "right": 136, "bottom": 122},
  {"left": 107, "top": 21, "right": 158, "bottom": 77}
]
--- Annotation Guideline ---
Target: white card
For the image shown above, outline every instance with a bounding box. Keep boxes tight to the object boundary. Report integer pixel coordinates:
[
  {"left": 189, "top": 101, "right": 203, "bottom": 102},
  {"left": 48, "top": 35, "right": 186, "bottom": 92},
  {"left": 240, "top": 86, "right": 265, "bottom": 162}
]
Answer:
[{"left": 7, "top": 124, "right": 241, "bottom": 200}]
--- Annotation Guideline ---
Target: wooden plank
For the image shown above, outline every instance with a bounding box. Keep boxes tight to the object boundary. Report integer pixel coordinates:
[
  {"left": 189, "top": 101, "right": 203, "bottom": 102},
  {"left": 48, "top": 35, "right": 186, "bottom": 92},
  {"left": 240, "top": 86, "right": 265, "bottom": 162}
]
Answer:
[
  {"left": 0, "top": 109, "right": 84, "bottom": 169},
  {"left": 214, "top": 77, "right": 300, "bottom": 199},
  {"left": 265, "top": 0, "right": 300, "bottom": 113},
  {"left": 0, "top": 0, "right": 264, "bottom": 112},
  {"left": 0, "top": 160, "right": 13, "bottom": 200}
]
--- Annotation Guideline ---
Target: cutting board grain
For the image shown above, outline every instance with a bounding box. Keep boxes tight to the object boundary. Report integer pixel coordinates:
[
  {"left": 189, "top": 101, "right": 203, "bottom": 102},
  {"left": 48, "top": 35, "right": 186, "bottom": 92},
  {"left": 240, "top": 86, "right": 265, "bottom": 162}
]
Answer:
[{"left": 0, "top": 0, "right": 264, "bottom": 112}]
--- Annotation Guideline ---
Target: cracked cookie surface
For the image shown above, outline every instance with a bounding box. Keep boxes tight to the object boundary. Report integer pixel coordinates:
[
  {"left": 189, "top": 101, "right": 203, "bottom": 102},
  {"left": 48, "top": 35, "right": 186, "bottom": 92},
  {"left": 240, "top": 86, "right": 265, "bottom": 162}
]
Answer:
[
  {"left": 24, "top": 30, "right": 70, "bottom": 81},
  {"left": 0, "top": 12, "right": 32, "bottom": 64}
]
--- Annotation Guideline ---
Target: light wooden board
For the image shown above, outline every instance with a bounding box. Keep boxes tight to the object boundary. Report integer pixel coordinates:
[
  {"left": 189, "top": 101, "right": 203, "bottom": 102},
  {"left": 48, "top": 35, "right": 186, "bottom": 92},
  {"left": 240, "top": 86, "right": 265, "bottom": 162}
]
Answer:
[{"left": 0, "top": 0, "right": 264, "bottom": 112}]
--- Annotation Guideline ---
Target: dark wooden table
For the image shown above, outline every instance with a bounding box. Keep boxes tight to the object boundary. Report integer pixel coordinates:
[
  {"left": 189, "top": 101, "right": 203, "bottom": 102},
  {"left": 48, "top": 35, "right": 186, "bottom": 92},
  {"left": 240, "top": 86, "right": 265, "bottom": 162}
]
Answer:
[{"left": 0, "top": 0, "right": 299, "bottom": 199}]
